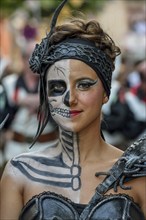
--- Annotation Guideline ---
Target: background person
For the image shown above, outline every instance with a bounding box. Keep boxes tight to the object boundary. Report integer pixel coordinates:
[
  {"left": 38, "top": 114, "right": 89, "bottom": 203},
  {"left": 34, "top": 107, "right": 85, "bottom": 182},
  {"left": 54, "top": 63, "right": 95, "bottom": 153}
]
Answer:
[
  {"left": 1, "top": 41, "right": 58, "bottom": 164},
  {"left": 102, "top": 59, "right": 146, "bottom": 150}
]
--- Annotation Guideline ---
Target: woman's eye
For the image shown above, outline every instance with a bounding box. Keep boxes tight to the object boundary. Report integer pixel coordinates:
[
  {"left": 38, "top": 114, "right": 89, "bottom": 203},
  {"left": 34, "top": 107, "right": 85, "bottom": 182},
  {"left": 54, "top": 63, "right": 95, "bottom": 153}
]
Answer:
[
  {"left": 77, "top": 82, "right": 92, "bottom": 90},
  {"left": 76, "top": 79, "right": 98, "bottom": 91},
  {"left": 48, "top": 81, "right": 66, "bottom": 96}
]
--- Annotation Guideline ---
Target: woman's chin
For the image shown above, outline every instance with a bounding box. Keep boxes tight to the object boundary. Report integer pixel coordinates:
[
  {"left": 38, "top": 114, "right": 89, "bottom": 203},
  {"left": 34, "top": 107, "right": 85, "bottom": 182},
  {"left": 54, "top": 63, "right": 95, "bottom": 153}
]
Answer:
[{"left": 59, "top": 125, "right": 74, "bottom": 132}]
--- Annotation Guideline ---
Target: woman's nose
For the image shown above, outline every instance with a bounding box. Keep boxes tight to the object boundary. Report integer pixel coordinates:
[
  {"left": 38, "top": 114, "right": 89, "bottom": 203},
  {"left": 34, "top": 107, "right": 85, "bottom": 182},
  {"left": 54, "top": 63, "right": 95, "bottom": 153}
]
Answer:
[
  {"left": 63, "top": 91, "right": 70, "bottom": 107},
  {"left": 63, "top": 90, "right": 77, "bottom": 107}
]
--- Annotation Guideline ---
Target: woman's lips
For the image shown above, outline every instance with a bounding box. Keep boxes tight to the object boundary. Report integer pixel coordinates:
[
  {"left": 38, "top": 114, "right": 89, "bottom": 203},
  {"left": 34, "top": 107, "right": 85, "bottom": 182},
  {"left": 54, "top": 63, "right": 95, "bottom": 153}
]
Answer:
[{"left": 70, "top": 110, "right": 82, "bottom": 117}]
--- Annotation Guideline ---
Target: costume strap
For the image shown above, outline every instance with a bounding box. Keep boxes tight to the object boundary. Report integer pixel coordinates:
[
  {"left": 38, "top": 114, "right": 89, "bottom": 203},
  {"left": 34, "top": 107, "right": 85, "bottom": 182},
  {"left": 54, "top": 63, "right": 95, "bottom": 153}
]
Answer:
[
  {"left": 95, "top": 135, "right": 146, "bottom": 193},
  {"left": 80, "top": 135, "right": 146, "bottom": 219}
]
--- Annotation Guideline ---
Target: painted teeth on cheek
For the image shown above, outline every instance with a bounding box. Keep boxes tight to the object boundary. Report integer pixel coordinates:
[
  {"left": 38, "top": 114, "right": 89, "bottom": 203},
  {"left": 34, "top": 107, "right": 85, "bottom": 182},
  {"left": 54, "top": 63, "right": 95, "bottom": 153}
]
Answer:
[{"left": 49, "top": 104, "right": 70, "bottom": 118}]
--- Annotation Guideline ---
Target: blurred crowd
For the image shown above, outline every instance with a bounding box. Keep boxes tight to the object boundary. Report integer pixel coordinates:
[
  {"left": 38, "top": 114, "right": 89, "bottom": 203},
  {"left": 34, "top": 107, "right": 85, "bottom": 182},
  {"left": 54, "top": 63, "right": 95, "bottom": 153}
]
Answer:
[
  {"left": 0, "top": 0, "right": 146, "bottom": 176},
  {"left": 0, "top": 10, "right": 59, "bottom": 176},
  {"left": 102, "top": 1, "right": 146, "bottom": 149}
]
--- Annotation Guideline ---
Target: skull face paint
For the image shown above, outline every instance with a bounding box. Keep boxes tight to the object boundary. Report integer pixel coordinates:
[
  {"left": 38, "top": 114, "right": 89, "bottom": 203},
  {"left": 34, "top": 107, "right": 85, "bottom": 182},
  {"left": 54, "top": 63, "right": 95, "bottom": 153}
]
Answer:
[
  {"left": 47, "top": 60, "right": 72, "bottom": 130},
  {"left": 47, "top": 59, "right": 105, "bottom": 132}
]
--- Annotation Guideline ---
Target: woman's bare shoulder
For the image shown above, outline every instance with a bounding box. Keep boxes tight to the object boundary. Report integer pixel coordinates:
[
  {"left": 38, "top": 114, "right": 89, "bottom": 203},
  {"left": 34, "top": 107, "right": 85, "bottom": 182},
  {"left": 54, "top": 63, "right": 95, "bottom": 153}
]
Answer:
[
  {"left": 0, "top": 159, "right": 24, "bottom": 219},
  {"left": 1, "top": 151, "right": 39, "bottom": 182},
  {"left": 105, "top": 143, "right": 124, "bottom": 161}
]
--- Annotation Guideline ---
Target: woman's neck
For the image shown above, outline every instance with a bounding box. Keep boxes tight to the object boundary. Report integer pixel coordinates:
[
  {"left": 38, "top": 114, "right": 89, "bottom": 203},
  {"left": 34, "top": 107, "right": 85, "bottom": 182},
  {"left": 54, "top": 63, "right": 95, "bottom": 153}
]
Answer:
[
  {"left": 59, "top": 128, "right": 80, "bottom": 167},
  {"left": 59, "top": 125, "right": 105, "bottom": 166}
]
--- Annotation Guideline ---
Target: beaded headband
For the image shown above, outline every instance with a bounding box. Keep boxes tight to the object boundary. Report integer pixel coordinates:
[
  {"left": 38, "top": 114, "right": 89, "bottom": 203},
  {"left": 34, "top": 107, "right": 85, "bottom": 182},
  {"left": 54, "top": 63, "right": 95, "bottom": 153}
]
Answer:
[{"left": 29, "top": 0, "right": 113, "bottom": 96}]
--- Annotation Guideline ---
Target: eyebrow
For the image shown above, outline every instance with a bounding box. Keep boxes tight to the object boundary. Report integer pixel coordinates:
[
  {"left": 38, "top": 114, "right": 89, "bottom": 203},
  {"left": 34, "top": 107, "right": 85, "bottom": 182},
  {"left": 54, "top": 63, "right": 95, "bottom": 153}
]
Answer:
[
  {"left": 75, "top": 77, "right": 98, "bottom": 82},
  {"left": 47, "top": 77, "right": 97, "bottom": 83}
]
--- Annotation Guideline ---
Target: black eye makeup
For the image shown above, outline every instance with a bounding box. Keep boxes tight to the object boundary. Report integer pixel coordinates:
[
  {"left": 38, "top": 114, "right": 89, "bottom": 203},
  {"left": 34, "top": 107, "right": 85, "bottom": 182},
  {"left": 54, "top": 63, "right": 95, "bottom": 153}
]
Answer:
[
  {"left": 76, "top": 78, "right": 98, "bottom": 91},
  {"left": 48, "top": 80, "right": 66, "bottom": 96}
]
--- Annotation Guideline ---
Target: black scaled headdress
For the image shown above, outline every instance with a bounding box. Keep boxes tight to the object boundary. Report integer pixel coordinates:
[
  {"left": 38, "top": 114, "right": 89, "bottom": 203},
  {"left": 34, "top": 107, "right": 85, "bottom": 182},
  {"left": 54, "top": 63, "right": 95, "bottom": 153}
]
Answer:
[
  {"left": 29, "top": 0, "right": 114, "bottom": 97},
  {"left": 29, "top": 0, "right": 68, "bottom": 75}
]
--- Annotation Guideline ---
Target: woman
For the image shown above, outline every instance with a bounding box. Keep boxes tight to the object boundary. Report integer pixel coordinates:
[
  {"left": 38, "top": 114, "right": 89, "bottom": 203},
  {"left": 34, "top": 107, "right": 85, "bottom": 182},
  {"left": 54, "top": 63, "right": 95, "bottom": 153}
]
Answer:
[{"left": 1, "top": 0, "right": 146, "bottom": 219}]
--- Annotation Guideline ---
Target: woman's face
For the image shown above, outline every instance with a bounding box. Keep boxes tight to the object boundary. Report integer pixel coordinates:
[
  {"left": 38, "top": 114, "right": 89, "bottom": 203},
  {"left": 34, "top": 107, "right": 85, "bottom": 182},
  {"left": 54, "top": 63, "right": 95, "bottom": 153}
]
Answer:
[{"left": 47, "top": 59, "right": 107, "bottom": 132}]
